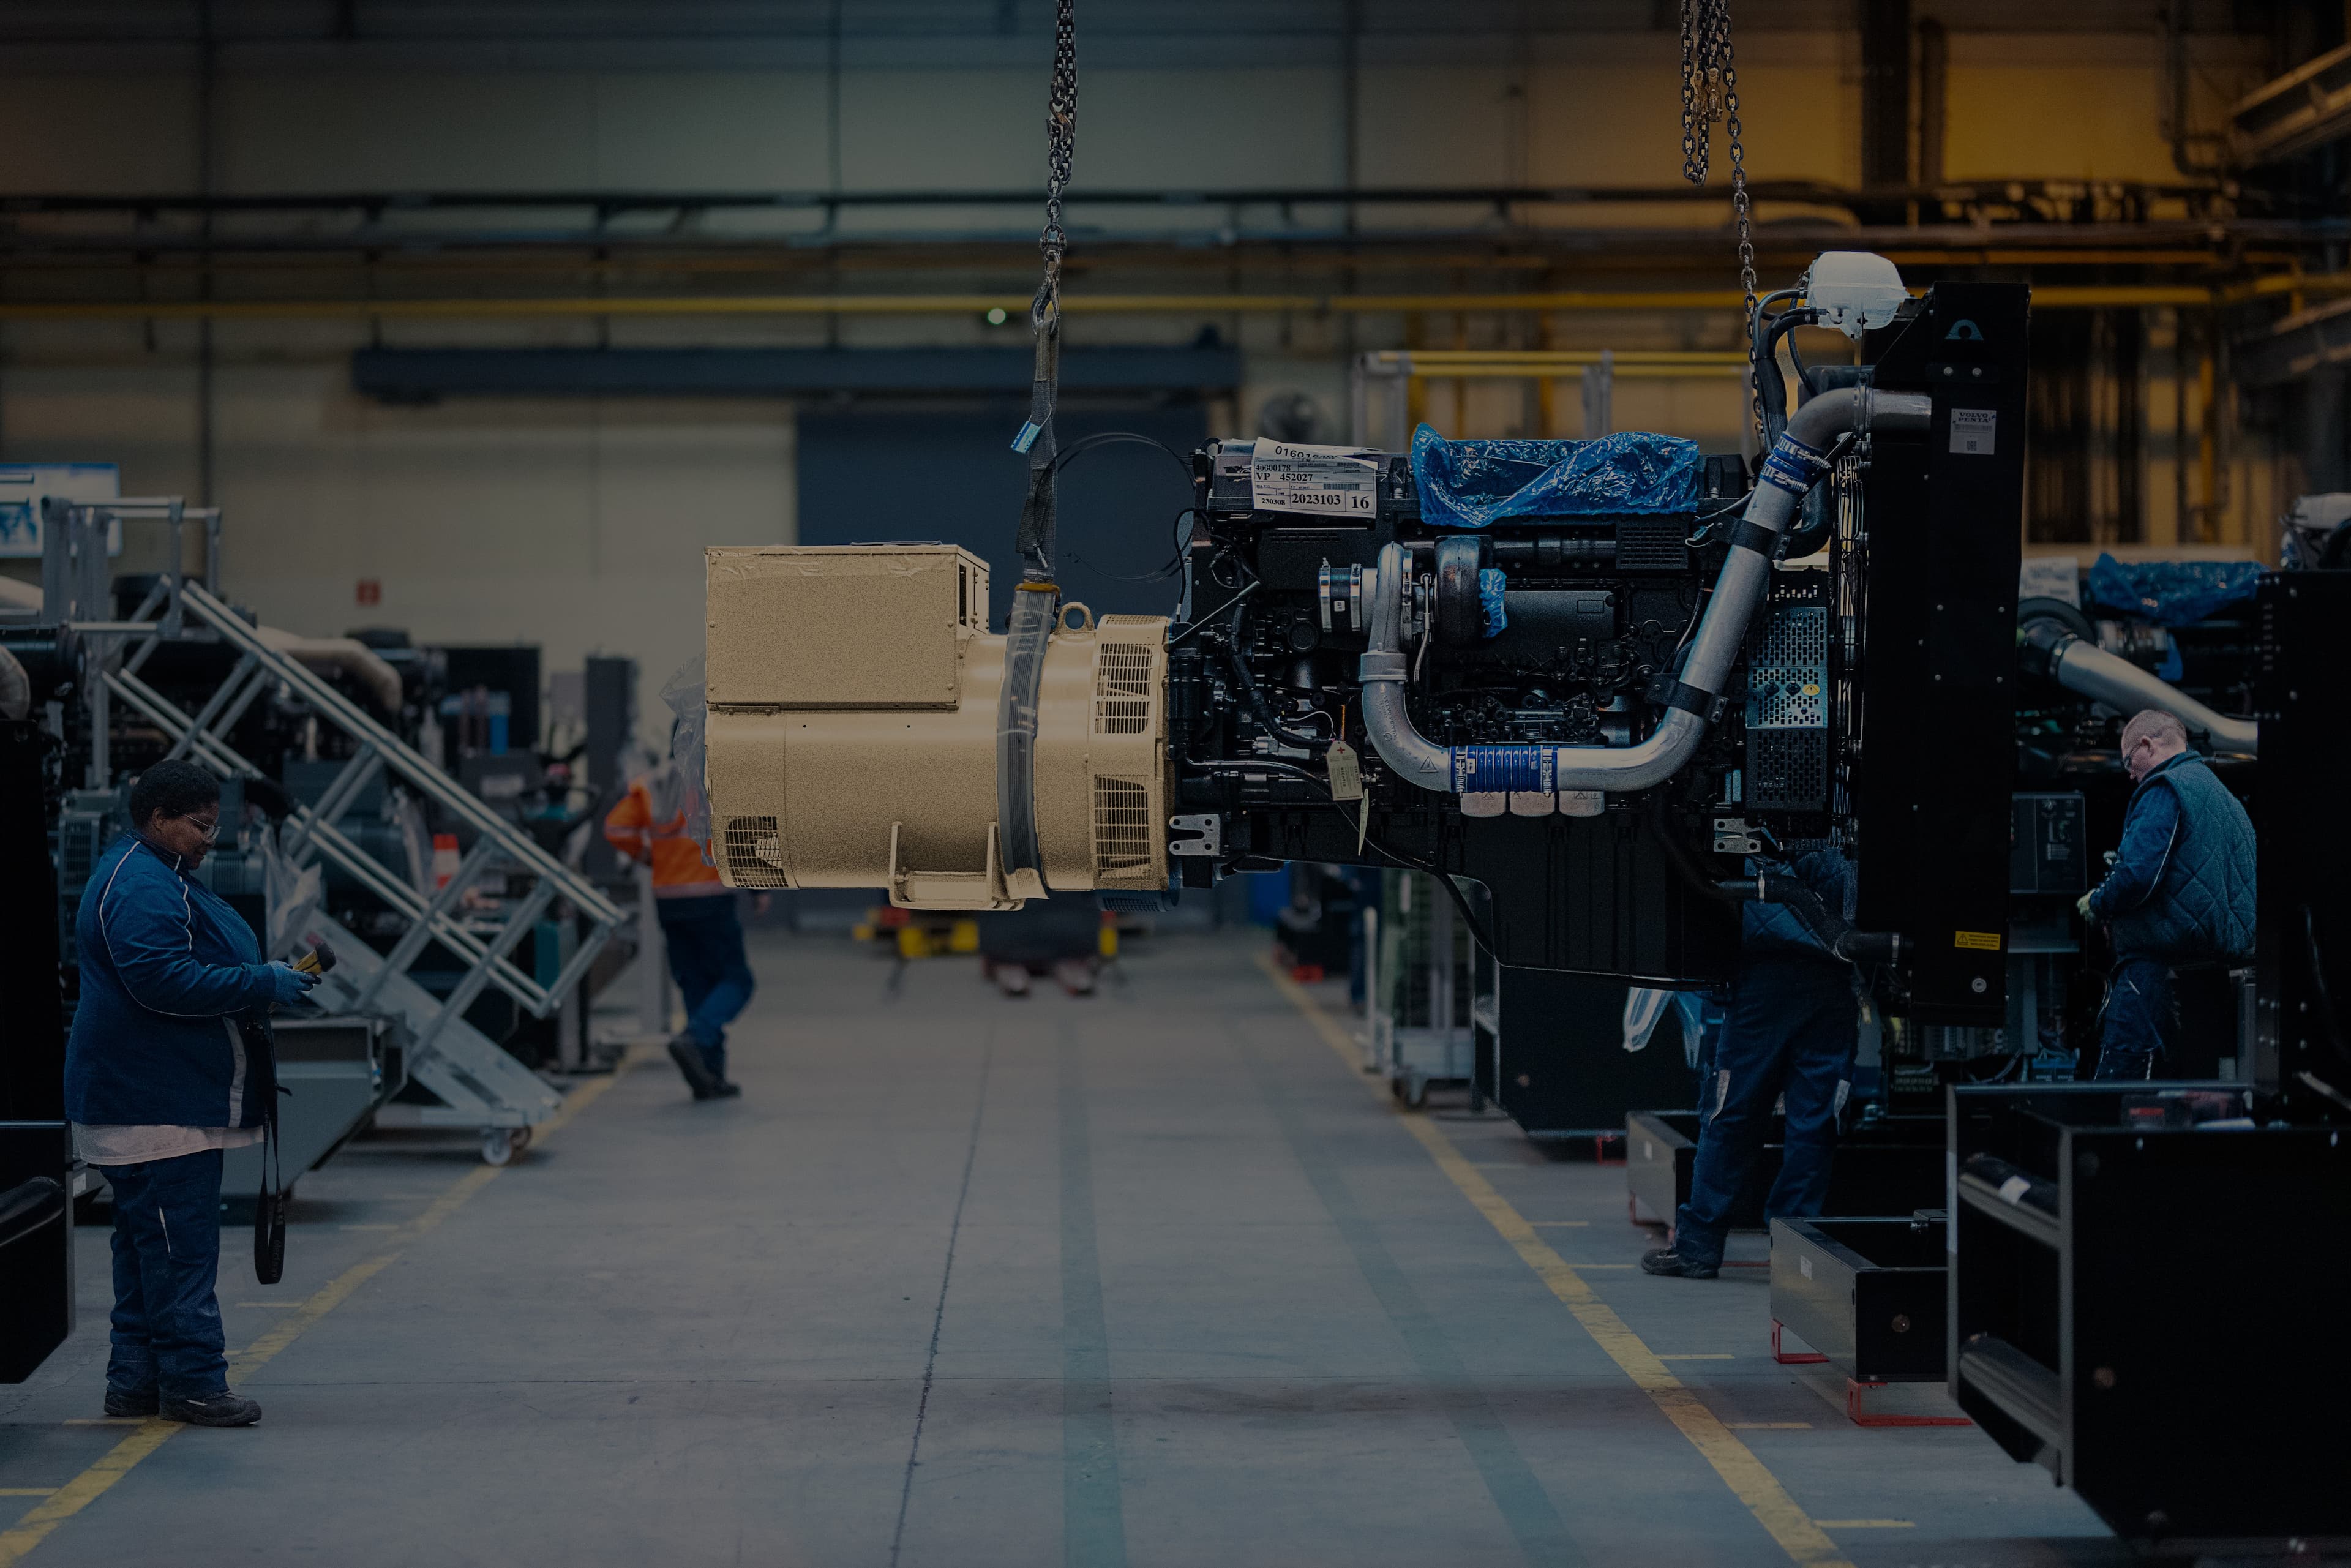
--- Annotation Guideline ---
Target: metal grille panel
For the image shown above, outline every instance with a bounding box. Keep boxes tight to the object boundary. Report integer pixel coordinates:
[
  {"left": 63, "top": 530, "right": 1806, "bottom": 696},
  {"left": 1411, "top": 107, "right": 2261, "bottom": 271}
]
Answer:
[
  {"left": 1092, "top": 642, "right": 1154, "bottom": 735},
  {"left": 1091, "top": 776, "right": 1153, "bottom": 878},
  {"left": 722, "top": 814, "right": 789, "bottom": 887}
]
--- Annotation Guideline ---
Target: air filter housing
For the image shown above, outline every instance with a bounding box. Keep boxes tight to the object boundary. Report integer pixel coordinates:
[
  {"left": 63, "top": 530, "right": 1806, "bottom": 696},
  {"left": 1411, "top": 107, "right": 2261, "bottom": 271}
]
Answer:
[{"left": 702, "top": 544, "right": 1168, "bottom": 909}]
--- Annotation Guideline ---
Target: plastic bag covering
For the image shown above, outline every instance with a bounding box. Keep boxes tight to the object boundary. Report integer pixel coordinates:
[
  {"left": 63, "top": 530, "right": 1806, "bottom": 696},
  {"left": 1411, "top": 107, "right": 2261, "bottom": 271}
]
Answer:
[
  {"left": 1621, "top": 986, "right": 1674, "bottom": 1053},
  {"left": 1477, "top": 568, "right": 1507, "bottom": 637},
  {"left": 2085, "top": 553, "right": 2265, "bottom": 628},
  {"left": 1410, "top": 422, "right": 1701, "bottom": 530},
  {"left": 661, "top": 655, "right": 711, "bottom": 853}
]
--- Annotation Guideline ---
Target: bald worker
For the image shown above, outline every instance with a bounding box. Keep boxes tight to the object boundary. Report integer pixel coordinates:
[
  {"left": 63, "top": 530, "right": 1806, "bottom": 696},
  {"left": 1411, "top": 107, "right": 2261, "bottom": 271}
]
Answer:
[{"left": 2077, "top": 709, "right": 2255, "bottom": 1080}]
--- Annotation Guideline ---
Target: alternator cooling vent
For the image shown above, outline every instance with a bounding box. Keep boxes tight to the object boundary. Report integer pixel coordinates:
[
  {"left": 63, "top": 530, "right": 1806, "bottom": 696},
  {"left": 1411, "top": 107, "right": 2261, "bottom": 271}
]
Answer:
[
  {"left": 721, "top": 815, "right": 789, "bottom": 888},
  {"left": 1093, "top": 642, "right": 1154, "bottom": 735},
  {"left": 1091, "top": 776, "right": 1154, "bottom": 879}
]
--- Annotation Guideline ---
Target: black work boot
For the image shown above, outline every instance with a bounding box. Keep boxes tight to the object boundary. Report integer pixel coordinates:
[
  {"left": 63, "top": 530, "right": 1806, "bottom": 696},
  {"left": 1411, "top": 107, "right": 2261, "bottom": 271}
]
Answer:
[
  {"left": 708, "top": 1079, "right": 743, "bottom": 1099},
  {"left": 1640, "top": 1247, "right": 1720, "bottom": 1280},
  {"left": 162, "top": 1390, "right": 262, "bottom": 1427},
  {"left": 104, "top": 1387, "right": 159, "bottom": 1418},
  {"left": 667, "top": 1034, "right": 721, "bottom": 1100}
]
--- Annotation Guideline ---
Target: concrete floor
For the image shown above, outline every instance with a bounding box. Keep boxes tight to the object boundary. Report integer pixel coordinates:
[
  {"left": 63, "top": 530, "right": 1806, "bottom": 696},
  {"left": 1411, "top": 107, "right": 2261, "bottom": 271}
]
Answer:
[{"left": 2, "top": 928, "right": 2129, "bottom": 1567}]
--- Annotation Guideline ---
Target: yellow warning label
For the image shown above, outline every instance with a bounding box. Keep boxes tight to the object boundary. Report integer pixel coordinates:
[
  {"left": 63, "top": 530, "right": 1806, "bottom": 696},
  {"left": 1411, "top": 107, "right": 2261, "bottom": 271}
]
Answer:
[{"left": 1954, "top": 931, "right": 2003, "bottom": 951}]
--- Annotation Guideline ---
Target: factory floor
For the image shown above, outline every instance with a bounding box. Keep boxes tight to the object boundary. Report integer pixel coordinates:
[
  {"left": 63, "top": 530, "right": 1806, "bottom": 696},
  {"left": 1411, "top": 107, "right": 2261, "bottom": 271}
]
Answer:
[{"left": 3, "top": 928, "right": 2126, "bottom": 1567}]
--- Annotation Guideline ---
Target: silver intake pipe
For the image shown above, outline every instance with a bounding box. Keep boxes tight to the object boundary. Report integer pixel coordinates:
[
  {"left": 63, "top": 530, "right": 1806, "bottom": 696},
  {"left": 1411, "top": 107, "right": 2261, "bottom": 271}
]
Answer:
[
  {"left": 1358, "top": 388, "right": 1932, "bottom": 797},
  {"left": 2025, "top": 622, "right": 2259, "bottom": 754}
]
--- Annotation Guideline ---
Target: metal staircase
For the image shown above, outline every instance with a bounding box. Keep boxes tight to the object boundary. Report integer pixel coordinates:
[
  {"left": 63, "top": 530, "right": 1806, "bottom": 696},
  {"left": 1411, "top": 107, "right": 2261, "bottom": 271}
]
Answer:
[{"left": 94, "top": 577, "right": 629, "bottom": 1163}]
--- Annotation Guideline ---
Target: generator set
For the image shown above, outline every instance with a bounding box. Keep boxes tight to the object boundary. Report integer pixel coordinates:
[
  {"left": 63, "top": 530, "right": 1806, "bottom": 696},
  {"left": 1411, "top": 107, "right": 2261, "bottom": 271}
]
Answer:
[{"left": 705, "top": 259, "right": 2029, "bottom": 1052}]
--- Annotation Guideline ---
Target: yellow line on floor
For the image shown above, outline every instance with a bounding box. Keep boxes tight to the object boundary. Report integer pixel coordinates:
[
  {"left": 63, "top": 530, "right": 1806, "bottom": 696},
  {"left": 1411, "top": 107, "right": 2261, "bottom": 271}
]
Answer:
[
  {"left": 0, "top": 1051, "right": 644, "bottom": 1566},
  {"left": 1261, "top": 955, "right": 1853, "bottom": 1568}
]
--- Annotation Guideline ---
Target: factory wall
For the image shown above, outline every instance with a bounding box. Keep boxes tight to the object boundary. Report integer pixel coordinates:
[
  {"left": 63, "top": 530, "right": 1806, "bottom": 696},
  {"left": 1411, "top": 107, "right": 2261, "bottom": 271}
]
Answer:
[{"left": 0, "top": 26, "right": 2278, "bottom": 735}]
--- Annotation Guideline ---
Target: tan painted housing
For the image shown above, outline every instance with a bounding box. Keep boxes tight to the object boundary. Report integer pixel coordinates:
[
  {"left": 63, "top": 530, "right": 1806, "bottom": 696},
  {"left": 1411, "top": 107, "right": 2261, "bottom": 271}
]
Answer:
[{"left": 703, "top": 544, "right": 1169, "bottom": 910}]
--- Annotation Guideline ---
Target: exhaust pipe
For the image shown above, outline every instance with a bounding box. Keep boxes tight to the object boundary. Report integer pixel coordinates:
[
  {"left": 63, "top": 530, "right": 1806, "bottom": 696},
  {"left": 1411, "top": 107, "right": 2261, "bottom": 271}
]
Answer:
[
  {"left": 1360, "top": 388, "right": 1932, "bottom": 795},
  {"left": 2019, "top": 619, "right": 2258, "bottom": 755}
]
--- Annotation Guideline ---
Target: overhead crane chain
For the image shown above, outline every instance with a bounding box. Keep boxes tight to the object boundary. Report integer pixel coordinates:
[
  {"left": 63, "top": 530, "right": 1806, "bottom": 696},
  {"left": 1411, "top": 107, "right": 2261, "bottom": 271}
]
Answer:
[
  {"left": 1013, "top": 0, "right": 1079, "bottom": 581},
  {"left": 1681, "top": 0, "right": 1761, "bottom": 437}
]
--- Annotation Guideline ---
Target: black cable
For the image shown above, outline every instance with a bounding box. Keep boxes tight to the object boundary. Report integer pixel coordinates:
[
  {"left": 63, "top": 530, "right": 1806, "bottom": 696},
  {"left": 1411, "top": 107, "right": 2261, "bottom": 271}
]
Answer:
[
  {"left": 1338, "top": 808, "right": 1497, "bottom": 956},
  {"left": 1782, "top": 317, "right": 1821, "bottom": 399},
  {"left": 1068, "top": 504, "right": 1198, "bottom": 582},
  {"left": 1049, "top": 429, "right": 1194, "bottom": 479}
]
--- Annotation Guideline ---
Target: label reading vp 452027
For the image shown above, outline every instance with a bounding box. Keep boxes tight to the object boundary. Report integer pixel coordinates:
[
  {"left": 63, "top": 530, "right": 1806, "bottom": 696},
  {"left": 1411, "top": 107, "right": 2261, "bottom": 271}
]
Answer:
[
  {"left": 1250, "top": 440, "right": 1380, "bottom": 517},
  {"left": 1949, "top": 408, "right": 1997, "bottom": 456}
]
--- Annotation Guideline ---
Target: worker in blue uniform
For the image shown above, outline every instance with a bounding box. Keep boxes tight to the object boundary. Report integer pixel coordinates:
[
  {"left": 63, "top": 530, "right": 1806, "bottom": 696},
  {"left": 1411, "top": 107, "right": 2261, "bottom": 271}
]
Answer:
[
  {"left": 63, "top": 760, "right": 319, "bottom": 1427},
  {"left": 1642, "top": 849, "right": 1860, "bottom": 1280},
  {"left": 2078, "top": 708, "right": 2256, "bottom": 1080}
]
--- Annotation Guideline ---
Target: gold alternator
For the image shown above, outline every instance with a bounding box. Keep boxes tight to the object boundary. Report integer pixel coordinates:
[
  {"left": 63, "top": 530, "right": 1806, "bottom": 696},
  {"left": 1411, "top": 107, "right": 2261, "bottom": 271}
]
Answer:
[{"left": 702, "top": 544, "right": 1168, "bottom": 910}]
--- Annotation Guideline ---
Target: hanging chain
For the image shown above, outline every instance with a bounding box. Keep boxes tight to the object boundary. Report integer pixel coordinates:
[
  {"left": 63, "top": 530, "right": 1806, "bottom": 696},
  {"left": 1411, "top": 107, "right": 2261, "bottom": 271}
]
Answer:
[
  {"left": 1036, "top": 0, "right": 1077, "bottom": 317},
  {"left": 1012, "top": 0, "right": 1078, "bottom": 579},
  {"left": 1680, "top": 0, "right": 1761, "bottom": 437}
]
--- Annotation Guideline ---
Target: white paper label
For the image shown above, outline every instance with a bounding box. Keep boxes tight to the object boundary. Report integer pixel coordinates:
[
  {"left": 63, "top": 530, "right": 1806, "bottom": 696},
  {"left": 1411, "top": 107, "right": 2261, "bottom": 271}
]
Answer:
[
  {"left": 1997, "top": 1174, "right": 2031, "bottom": 1206},
  {"left": 2019, "top": 555, "right": 2080, "bottom": 607},
  {"left": 1251, "top": 440, "right": 1380, "bottom": 517},
  {"left": 1325, "top": 739, "right": 1364, "bottom": 801},
  {"left": 1950, "top": 408, "right": 1997, "bottom": 456},
  {"left": 1799, "top": 1255, "right": 1813, "bottom": 1280}
]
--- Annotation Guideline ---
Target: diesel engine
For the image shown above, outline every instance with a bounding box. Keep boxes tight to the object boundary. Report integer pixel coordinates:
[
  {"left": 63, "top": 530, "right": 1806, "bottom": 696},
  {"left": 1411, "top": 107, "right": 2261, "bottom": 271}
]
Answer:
[{"left": 703, "top": 258, "right": 2030, "bottom": 1029}]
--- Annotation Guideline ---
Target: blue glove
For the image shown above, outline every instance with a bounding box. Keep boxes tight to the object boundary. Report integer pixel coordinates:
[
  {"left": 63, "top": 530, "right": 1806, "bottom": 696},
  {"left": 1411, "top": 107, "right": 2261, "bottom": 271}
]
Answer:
[{"left": 266, "top": 962, "right": 318, "bottom": 1006}]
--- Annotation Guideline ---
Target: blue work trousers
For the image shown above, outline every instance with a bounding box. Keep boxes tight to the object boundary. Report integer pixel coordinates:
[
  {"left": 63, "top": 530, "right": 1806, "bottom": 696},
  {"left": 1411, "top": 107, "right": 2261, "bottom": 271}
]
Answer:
[
  {"left": 2094, "top": 958, "right": 2175, "bottom": 1081},
  {"left": 659, "top": 895, "right": 754, "bottom": 1079},
  {"left": 104, "top": 1148, "right": 230, "bottom": 1403},
  {"left": 1673, "top": 957, "right": 1858, "bottom": 1270}
]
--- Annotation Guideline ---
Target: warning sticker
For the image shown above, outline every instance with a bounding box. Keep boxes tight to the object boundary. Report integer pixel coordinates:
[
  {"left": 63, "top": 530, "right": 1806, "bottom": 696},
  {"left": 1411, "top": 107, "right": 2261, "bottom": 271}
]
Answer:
[
  {"left": 1250, "top": 440, "right": 1381, "bottom": 518},
  {"left": 1953, "top": 930, "right": 2003, "bottom": 951},
  {"left": 1950, "top": 408, "right": 1997, "bottom": 456}
]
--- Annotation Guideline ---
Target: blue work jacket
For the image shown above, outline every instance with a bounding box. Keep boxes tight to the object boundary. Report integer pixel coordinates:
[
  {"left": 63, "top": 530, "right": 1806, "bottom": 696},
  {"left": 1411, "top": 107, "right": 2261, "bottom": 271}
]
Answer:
[
  {"left": 2088, "top": 752, "right": 2257, "bottom": 966},
  {"left": 62, "top": 834, "right": 277, "bottom": 1129}
]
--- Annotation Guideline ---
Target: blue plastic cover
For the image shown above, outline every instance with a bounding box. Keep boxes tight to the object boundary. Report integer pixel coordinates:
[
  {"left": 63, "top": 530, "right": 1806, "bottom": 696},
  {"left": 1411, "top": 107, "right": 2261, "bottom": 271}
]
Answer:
[
  {"left": 1478, "top": 568, "right": 1507, "bottom": 637},
  {"left": 2083, "top": 553, "right": 2265, "bottom": 628},
  {"left": 1410, "top": 423, "right": 1701, "bottom": 529}
]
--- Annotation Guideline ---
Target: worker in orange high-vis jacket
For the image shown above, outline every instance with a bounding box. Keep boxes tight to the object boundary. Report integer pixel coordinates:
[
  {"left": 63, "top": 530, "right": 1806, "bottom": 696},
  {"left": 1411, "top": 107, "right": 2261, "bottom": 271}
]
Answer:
[{"left": 604, "top": 757, "right": 760, "bottom": 1100}]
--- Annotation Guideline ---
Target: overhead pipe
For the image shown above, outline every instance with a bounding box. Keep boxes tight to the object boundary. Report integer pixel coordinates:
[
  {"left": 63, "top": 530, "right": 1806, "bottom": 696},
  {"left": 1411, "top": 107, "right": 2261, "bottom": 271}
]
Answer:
[
  {"left": 2019, "top": 619, "right": 2259, "bottom": 754},
  {"left": 1357, "top": 386, "right": 1932, "bottom": 795},
  {"left": 0, "top": 282, "right": 2328, "bottom": 323}
]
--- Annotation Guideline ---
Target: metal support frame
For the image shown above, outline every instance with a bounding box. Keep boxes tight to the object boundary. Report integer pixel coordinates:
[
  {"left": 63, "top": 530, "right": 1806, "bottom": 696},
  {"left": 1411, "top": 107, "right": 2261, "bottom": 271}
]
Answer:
[{"left": 81, "top": 563, "right": 628, "bottom": 1142}]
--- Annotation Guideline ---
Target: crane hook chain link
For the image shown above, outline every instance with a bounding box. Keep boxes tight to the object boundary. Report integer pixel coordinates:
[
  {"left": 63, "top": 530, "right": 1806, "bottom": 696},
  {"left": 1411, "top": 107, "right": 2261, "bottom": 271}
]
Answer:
[
  {"left": 1680, "top": 0, "right": 1761, "bottom": 439},
  {"left": 1012, "top": 0, "right": 1079, "bottom": 581}
]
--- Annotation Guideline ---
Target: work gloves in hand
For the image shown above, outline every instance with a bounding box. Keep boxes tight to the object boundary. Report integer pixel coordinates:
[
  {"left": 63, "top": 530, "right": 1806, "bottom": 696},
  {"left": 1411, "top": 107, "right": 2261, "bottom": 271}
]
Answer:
[{"left": 266, "top": 962, "right": 320, "bottom": 1006}]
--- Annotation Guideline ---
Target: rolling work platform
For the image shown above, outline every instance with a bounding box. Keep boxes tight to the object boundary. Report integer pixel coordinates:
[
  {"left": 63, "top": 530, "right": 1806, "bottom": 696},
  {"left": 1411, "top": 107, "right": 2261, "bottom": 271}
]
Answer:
[{"left": 55, "top": 512, "right": 628, "bottom": 1164}]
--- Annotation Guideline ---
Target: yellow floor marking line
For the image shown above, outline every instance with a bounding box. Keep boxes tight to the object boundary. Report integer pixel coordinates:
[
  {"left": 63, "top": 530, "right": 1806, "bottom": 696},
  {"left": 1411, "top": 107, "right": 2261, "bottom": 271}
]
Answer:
[
  {"left": 1261, "top": 955, "right": 1853, "bottom": 1568},
  {"left": 0, "top": 1052, "right": 642, "bottom": 1566}
]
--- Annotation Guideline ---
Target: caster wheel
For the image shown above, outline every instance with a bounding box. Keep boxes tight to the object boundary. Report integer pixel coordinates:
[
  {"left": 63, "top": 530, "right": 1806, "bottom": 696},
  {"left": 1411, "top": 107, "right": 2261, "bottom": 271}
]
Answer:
[
  {"left": 1404, "top": 1078, "right": 1428, "bottom": 1109},
  {"left": 509, "top": 1126, "right": 533, "bottom": 1153},
  {"left": 480, "top": 1128, "right": 516, "bottom": 1166}
]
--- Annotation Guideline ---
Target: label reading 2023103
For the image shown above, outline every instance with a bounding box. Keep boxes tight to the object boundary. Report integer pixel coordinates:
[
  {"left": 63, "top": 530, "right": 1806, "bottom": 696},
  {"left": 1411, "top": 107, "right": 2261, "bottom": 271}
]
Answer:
[{"left": 1250, "top": 440, "right": 1381, "bottom": 517}]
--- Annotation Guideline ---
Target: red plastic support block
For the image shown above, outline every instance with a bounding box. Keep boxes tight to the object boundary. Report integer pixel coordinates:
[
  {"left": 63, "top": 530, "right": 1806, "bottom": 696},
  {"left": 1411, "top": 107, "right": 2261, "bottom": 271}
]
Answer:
[
  {"left": 1771, "top": 1319, "right": 1829, "bottom": 1365},
  {"left": 1846, "top": 1379, "right": 1973, "bottom": 1428}
]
